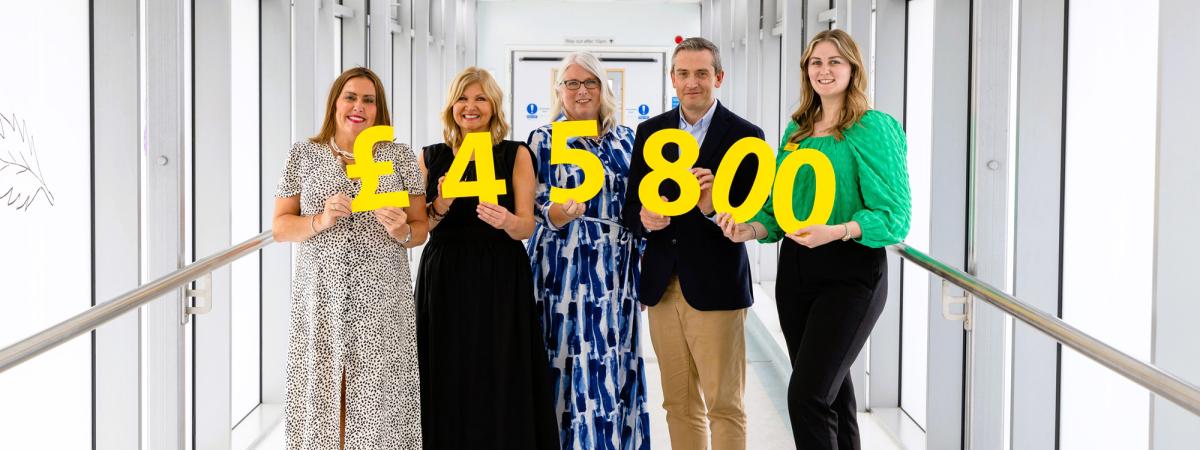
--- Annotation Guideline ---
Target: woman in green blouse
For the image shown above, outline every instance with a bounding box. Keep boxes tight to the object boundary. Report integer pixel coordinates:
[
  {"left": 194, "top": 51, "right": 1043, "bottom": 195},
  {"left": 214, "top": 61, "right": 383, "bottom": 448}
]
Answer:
[{"left": 717, "top": 29, "right": 910, "bottom": 450}]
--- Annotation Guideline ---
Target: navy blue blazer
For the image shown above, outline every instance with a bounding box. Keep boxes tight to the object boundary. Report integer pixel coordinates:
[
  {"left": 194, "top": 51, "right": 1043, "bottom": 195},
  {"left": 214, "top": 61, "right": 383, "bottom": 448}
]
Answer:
[{"left": 622, "top": 102, "right": 764, "bottom": 311}]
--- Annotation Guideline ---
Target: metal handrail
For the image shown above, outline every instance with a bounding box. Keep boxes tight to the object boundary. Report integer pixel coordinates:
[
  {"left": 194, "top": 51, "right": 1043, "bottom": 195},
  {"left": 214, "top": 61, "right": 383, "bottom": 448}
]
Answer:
[
  {"left": 3, "top": 232, "right": 1197, "bottom": 417},
  {"left": 891, "top": 242, "right": 1200, "bottom": 416},
  {"left": 0, "top": 231, "right": 275, "bottom": 374}
]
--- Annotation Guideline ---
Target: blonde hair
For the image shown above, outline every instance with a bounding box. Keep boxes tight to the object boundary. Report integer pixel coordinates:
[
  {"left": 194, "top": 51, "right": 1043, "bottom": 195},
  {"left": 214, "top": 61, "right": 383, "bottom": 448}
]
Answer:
[
  {"left": 441, "top": 67, "right": 509, "bottom": 148},
  {"left": 310, "top": 67, "right": 391, "bottom": 144},
  {"left": 549, "top": 52, "right": 620, "bottom": 135},
  {"left": 789, "top": 29, "right": 869, "bottom": 143}
]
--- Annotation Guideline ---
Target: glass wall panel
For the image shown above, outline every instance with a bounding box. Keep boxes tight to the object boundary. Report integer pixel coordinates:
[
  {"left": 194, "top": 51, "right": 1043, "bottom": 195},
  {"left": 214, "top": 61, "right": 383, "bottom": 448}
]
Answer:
[
  {"left": 230, "top": 0, "right": 263, "bottom": 426},
  {"left": 1059, "top": 1, "right": 1159, "bottom": 448},
  {"left": 900, "top": 0, "right": 934, "bottom": 429},
  {"left": 0, "top": 1, "right": 93, "bottom": 447}
]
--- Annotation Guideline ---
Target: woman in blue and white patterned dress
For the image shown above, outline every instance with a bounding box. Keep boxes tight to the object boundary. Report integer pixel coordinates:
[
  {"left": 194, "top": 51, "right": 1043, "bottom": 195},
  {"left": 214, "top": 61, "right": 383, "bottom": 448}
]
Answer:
[{"left": 526, "top": 52, "right": 650, "bottom": 450}]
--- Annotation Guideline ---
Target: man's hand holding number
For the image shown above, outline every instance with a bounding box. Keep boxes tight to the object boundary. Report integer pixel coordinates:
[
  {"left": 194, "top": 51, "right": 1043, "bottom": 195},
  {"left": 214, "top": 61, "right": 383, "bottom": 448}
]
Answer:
[
  {"left": 640, "top": 196, "right": 672, "bottom": 232},
  {"left": 692, "top": 168, "right": 715, "bottom": 214}
]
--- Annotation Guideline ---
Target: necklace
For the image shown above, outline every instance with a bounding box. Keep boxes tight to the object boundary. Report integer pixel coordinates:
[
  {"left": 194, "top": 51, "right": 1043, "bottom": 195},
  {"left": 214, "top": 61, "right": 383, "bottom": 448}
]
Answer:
[{"left": 329, "top": 139, "right": 354, "bottom": 163}]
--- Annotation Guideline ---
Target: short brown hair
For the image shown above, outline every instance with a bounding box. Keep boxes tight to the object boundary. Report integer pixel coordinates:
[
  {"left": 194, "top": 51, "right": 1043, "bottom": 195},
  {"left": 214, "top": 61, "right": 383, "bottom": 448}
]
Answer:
[
  {"left": 310, "top": 67, "right": 391, "bottom": 144},
  {"left": 671, "top": 37, "right": 723, "bottom": 74}
]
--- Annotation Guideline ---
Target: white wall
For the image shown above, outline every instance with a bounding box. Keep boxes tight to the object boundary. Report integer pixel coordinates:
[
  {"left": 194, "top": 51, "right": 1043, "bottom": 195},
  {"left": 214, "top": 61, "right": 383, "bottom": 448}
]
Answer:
[
  {"left": 1060, "top": 1, "right": 1159, "bottom": 449},
  {"left": 0, "top": 1, "right": 92, "bottom": 448},
  {"left": 475, "top": 0, "right": 701, "bottom": 115}
]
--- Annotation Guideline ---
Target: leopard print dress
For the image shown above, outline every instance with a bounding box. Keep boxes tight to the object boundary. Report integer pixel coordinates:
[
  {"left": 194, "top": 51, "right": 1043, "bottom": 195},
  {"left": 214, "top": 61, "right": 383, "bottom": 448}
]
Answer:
[{"left": 275, "top": 140, "right": 424, "bottom": 449}]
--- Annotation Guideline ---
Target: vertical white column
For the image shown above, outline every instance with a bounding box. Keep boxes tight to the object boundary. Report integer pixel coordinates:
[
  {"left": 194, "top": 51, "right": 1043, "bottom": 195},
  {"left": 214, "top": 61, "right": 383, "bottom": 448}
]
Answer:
[
  {"left": 93, "top": 0, "right": 143, "bottom": 447},
  {"left": 141, "top": 0, "right": 187, "bottom": 446},
  {"left": 967, "top": 0, "right": 1018, "bottom": 447},
  {"left": 1011, "top": 0, "right": 1066, "bottom": 448},
  {"left": 1151, "top": 0, "right": 1200, "bottom": 448}
]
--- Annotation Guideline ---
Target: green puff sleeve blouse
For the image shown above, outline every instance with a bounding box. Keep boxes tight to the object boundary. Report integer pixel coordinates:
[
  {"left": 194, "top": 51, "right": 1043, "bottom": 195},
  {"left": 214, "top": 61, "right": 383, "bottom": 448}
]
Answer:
[{"left": 750, "top": 110, "right": 911, "bottom": 248}]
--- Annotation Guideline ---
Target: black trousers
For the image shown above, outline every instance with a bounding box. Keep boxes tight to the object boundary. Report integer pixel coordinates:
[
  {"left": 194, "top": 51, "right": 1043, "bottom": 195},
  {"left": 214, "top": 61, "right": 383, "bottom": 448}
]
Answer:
[{"left": 776, "top": 239, "right": 888, "bottom": 450}]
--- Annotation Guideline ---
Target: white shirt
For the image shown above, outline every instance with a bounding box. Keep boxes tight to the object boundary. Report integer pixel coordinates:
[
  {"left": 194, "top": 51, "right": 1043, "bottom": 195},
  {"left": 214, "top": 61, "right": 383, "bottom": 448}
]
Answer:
[{"left": 678, "top": 99, "right": 720, "bottom": 146}]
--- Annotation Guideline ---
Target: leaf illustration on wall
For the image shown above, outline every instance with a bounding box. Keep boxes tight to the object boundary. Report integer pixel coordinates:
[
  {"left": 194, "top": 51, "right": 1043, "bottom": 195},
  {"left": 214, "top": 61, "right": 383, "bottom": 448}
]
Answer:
[{"left": 0, "top": 112, "right": 55, "bottom": 212}]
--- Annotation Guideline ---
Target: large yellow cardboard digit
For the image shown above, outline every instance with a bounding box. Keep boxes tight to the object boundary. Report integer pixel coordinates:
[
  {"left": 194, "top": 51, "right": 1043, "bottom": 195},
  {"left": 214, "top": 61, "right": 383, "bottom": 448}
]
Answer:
[
  {"left": 549, "top": 120, "right": 604, "bottom": 203},
  {"left": 712, "top": 137, "right": 776, "bottom": 222},
  {"left": 442, "top": 132, "right": 507, "bottom": 204},
  {"left": 773, "top": 149, "right": 836, "bottom": 233},
  {"left": 638, "top": 129, "right": 701, "bottom": 216},
  {"left": 346, "top": 125, "right": 410, "bottom": 212}
]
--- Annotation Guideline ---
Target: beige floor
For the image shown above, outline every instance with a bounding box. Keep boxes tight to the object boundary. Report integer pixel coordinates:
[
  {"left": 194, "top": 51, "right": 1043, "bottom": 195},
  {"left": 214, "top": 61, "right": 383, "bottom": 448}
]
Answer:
[{"left": 251, "top": 309, "right": 906, "bottom": 450}]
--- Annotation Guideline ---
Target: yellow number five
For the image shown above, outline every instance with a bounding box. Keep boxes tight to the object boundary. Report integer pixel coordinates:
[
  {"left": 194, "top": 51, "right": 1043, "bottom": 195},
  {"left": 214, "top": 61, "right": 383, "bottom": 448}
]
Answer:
[
  {"left": 639, "top": 129, "right": 701, "bottom": 216},
  {"left": 712, "top": 137, "right": 776, "bottom": 222},
  {"left": 549, "top": 120, "right": 604, "bottom": 203},
  {"left": 441, "top": 132, "right": 507, "bottom": 204},
  {"left": 774, "top": 149, "right": 836, "bottom": 233},
  {"left": 347, "top": 125, "right": 410, "bottom": 212}
]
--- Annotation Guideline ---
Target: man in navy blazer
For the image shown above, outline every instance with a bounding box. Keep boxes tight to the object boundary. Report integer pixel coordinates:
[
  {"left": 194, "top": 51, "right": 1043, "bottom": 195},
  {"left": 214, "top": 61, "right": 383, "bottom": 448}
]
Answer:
[{"left": 622, "top": 37, "right": 763, "bottom": 450}]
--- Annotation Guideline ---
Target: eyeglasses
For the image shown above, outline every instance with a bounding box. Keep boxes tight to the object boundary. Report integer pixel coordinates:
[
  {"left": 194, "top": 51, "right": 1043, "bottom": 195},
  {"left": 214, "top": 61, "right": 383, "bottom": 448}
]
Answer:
[{"left": 561, "top": 79, "right": 601, "bottom": 90}]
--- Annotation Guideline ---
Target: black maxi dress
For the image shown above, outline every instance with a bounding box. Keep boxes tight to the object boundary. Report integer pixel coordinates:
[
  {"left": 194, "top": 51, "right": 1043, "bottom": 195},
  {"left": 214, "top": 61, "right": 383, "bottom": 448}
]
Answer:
[{"left": 415, "top": 140, "right": 559, "bottom": 449}]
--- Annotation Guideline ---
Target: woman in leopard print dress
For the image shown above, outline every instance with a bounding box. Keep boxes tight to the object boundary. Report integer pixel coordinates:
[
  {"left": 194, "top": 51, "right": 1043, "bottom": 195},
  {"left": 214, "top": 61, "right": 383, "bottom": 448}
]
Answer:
[{"left": 272, "top": 67, "right": 428, "bottom": 449}]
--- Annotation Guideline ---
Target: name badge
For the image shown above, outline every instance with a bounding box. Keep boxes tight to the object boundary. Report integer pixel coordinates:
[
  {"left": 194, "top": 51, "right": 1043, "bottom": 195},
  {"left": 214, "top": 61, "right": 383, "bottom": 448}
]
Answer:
[{"left": 783, "top": 142, "right": 800, "bottom": 152}]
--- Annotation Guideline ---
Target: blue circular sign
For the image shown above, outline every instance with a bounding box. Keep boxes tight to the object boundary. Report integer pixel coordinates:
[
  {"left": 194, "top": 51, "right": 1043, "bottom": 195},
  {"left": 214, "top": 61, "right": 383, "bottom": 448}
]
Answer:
[
  {"left": 526, "top": 103, "right": 538, "bottom": 115},
  {"left": 638, "top": 104, "right": 650, "bottom": 115}
]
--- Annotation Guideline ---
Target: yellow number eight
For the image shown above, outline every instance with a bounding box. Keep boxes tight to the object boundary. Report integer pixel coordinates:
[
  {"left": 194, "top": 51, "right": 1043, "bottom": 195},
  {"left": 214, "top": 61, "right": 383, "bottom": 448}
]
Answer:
[
  {"left": 773, "top": 149, "right": 836, "bottom": 233},
  {"left": 347, "top": 125, "right": 410, "bottom": 212},
  {"left": 639, "top": 129, "right": 700, "bottom": 216},
  {"left": 712, "top": 137, "right": 776, "bottom": 222},
  {"left": 549, "top": 120, "right": 604, "bottom": 203}
]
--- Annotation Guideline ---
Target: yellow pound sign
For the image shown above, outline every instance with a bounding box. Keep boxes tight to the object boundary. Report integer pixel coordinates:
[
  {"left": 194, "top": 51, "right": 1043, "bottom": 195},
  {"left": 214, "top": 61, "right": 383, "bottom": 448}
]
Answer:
[
  {"left": 712, "top": 137, "right": 777, "bottom": 222},
  {"left": 549, "top": 120, "right": 604, "bottom": 204},
  {"left": 639, "top": 129, "right": 701, "bottom": 216},
  {"left": 773, "top": 149, "right": 836, "bottom": 233},
  {"left": 346, "top": 126, "right": 411, "bottom": 212}
]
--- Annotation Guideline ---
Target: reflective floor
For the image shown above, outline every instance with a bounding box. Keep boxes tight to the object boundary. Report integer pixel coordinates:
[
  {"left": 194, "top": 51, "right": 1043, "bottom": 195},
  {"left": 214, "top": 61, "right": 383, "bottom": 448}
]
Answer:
[{"left": 248, "top": 294, "right": 907, "bottom": 449}]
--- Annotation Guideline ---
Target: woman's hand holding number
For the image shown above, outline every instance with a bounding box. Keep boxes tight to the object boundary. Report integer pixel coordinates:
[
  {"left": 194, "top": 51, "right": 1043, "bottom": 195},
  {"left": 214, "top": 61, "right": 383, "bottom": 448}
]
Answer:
[
  {"left": 716, "top": 212, "right": 757, "bottom": 243},
  {"left": 316, "top": 193, "right": 353, "bottom": 232},
  {"left": 558, "top": 199, "right": 587, "bottom": 223},
  {"left": 373, "top": 206, "right": 410, "bottom": 241},
  {"left": 477, "top": 202, "right": 516, "bottom": 231},
  {"left": 432, "top": 176, "right": 454, "bottom": 215}
]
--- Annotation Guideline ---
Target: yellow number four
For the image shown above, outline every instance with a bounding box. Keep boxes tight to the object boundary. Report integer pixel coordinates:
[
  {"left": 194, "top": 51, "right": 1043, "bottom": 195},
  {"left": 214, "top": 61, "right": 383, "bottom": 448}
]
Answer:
[
  {"left": 441, "top": 132, "right": 507, "bottom": 204},
  {"left": 549, "top": 120, "right": 605, "bottom": 203},
  {"left": 638, "top": 129, "right": 701, "bottom": 216},
  {"left": 347, "top": 125, "right": 410, "bottom": 212}
]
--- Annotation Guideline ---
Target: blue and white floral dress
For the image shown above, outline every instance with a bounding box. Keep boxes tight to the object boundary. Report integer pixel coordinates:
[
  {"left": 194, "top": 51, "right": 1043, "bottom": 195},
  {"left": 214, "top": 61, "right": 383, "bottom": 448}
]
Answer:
[{"left": 526, "top": 120, "right": 650, "bottom": 450}]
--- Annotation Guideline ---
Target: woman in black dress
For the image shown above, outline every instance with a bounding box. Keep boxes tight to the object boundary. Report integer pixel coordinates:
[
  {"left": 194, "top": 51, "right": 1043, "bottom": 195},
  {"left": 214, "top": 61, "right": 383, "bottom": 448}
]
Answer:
[{"left": 415, "top": 66, "right": 558, "bottom": 449}]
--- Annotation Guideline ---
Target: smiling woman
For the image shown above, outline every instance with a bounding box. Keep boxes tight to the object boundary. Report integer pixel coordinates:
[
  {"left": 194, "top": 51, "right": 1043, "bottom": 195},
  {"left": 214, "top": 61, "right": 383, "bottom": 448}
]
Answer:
[
  {"left": 414, "top": 67, "right": 557, "bottom": 450},
  {"left": 271, "top": 66, "right": 428, "bottom": 450}
]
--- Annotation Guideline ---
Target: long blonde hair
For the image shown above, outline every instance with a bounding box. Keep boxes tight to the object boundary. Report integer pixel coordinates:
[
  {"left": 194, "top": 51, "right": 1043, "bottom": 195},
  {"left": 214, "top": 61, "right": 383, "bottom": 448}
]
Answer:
[
  {"left": 441, "top": 67, "right": 509, "bottom": 148},
  {"left": 310, "top": 67, "right": 391, "bottom": 144},
  {"left": 789, "top": 29, "right": 869, "bottom": 143},
  {"left": 549, "top": 52, "right": 620, "bottom": 135}
]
